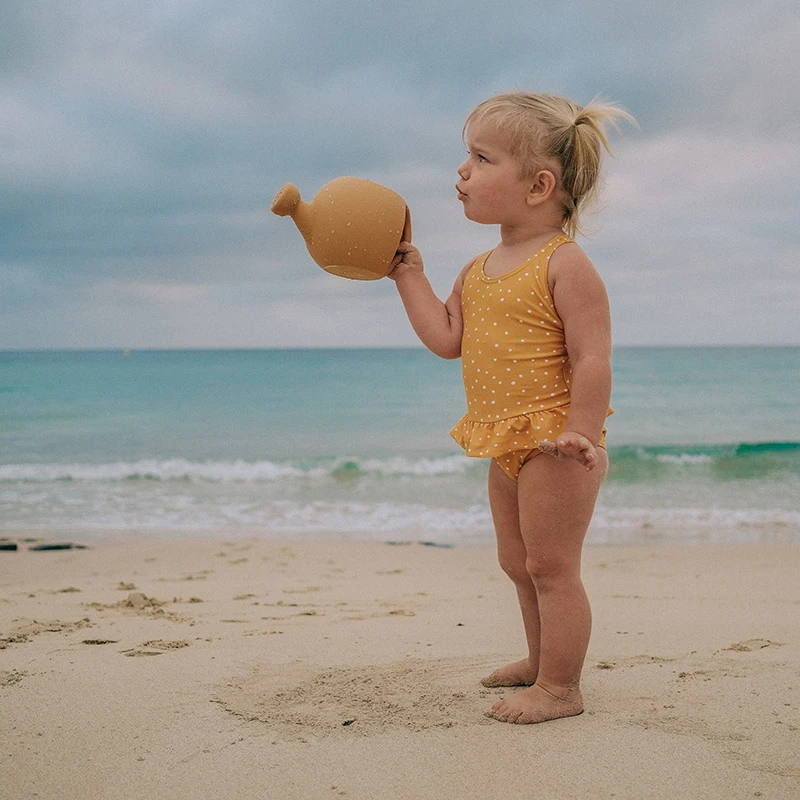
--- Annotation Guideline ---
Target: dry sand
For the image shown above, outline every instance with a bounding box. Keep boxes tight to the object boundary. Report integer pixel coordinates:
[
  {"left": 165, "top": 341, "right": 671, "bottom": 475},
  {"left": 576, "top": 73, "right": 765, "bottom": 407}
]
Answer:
[{"left": 1, "top": 533, "right": 798, "bottom": 800}]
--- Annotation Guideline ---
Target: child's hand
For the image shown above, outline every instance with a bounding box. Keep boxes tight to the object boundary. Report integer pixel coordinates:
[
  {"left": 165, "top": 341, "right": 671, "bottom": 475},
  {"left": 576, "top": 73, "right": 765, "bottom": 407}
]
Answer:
[
  {"left": 538, "top": 431, "right": 598, "bottom": 471},
  {"left": 387, "top": 241, "right": 424, "bottom": 280}
]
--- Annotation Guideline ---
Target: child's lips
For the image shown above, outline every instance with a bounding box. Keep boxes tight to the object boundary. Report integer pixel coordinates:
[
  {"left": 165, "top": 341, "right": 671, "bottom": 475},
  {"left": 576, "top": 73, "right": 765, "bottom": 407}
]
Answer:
[{"left": 456, "top": 185, "right": 467, "bottom": 200}]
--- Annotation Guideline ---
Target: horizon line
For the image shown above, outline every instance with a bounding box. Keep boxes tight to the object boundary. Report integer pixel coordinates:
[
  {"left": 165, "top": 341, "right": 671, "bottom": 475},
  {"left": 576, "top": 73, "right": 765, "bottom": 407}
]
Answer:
[{"left": 2, "top": 343, "right": 799, "bottom": 354}]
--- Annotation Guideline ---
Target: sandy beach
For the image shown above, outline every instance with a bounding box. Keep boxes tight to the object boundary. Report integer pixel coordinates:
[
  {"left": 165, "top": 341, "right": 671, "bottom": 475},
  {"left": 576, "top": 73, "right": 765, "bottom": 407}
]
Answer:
[{"left": 1, "top": 533, "right": 798, "bottom": 800}]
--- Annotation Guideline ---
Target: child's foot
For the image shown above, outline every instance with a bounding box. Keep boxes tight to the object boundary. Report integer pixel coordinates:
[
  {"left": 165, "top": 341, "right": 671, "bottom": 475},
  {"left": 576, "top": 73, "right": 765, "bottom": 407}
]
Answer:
[
  {"left": 486, "top": 683, "right": 583, "bottom": 725},
  {"left": 480, "top": 658, "right": 538, "bottom": 688}
]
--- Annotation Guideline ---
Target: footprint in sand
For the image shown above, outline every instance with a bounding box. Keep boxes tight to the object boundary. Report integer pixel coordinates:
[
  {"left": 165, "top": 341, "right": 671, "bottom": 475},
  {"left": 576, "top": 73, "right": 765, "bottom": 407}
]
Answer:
[
  {"left": 1, "top": 670, "right": 28, "bottom": 686},
  {"left": 1, "top": 617, "right": 93, "bottom": 647},
  {"left": 121, "top": 639, "right": 191, "bottom": 657},
  {"left": 726, "top": 638, "right": 783, "bottom": 652},
  {"left": 213, "top": 656, "right": 503, "bottom": 738}
]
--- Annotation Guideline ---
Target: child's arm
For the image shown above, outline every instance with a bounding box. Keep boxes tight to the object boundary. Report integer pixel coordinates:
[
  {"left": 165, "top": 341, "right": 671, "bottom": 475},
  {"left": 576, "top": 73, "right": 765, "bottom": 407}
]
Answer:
[
  {"left": 548, "top": 244, "right": 613, "bottom": 470},
  {"left": 388, "top": 242, "right": 470, "bottom": 360}
]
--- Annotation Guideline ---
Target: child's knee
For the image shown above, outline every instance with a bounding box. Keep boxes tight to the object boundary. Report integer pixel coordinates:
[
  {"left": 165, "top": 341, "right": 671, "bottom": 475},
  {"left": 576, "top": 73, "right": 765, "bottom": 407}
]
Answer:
[
  {"left": 498, "top": 551, "right": 530, "bottom": 584},
  {"left": 525, "top": 555, "right": 571, "bottom": 585}
]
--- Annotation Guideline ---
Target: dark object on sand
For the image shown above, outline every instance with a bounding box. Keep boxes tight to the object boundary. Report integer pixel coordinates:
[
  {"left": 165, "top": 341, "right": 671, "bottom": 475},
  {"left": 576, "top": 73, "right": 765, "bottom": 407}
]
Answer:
[
  {"left": 28, "top": 543, "right": 88, "bottom": 551},
  {"left": 0, "top": 542, "right": 18, "bottom": 551}
]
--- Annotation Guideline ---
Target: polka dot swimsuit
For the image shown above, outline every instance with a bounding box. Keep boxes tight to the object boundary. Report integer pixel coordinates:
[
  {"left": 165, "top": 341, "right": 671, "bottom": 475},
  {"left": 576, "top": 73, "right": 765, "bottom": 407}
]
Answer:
[{"left": 450, "top": 234, "right": 610, "bottom": 480}]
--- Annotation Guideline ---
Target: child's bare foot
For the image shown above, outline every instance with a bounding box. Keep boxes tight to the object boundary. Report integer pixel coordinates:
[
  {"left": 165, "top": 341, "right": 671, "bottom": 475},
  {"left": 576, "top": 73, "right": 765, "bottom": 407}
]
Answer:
[
  {"left": 480, "top": 658, "right": 538, "bottom": 688},
  {"left": 486, "top": 683, "right": 583, "bottom": 725}
]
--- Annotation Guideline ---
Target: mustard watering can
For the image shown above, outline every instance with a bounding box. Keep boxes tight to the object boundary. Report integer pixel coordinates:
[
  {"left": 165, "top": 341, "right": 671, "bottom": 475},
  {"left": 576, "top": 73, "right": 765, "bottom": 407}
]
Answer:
[{"left": 271, "top": 177, "right": 412, "bottom": 280}]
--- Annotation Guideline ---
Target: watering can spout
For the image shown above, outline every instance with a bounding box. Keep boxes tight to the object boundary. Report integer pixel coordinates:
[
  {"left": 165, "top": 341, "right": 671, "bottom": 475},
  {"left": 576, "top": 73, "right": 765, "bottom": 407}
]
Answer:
[{"left": 271, "top": 184, "right": 314, "bottom": 241}]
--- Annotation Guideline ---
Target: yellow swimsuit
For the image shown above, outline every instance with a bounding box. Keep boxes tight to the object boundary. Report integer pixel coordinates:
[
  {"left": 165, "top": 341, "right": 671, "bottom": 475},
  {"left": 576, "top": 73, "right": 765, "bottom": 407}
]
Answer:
[{"left": 450, "top": 233, "right": 610, "bottom": 481}]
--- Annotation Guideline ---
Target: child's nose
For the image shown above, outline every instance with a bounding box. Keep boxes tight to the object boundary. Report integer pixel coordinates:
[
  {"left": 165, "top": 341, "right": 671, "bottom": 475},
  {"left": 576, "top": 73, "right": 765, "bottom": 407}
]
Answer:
[{"left": 457, "top": 161, "right": 469, "bottom": 179}]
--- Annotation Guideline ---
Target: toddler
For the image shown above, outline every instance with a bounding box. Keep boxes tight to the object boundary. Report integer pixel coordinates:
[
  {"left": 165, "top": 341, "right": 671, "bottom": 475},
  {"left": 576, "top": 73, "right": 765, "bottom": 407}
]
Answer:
[{"left": 389, "top": 92, "right": 632, "bottom": 724}]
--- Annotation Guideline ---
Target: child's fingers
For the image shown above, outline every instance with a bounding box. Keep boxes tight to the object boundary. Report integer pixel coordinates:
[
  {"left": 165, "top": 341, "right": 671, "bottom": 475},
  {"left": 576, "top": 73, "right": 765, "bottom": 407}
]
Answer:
[
  {"left": 549, "top": 434, "right": 598, "bottom": 471},
  {"left": 394, "top": 241, "right": 415, "bottom": 261},
  {"left": 388, "top": 242, "right": 418, "bottom": 278},
  {"left": 573, "top": 439, "right": 597, "bottom": 471},
  {"left": 392, "top": 242, "right": 421, "bottom": 265}
]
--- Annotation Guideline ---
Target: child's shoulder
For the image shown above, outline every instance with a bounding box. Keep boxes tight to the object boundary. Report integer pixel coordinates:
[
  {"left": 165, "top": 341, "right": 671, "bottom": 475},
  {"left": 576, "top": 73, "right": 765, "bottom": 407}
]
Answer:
[
  {"left": 548, "top": 240, "right": 609, "bottom": 309},
  {"left": 548, "top": 239, "right": 600, "bottom": 285},
  {"left": 452, "top": 251, "right": 486, "bottom": 291}
]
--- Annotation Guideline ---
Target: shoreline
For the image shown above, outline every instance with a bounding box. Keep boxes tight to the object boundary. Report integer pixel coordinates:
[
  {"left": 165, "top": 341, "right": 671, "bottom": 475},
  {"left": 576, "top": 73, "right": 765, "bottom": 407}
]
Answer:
[
  {"left": 2, "top": 537, "right": 799, "bottom": 798},
  {"left": 3, "top": 519, "right": 800, "bottom": 551}
]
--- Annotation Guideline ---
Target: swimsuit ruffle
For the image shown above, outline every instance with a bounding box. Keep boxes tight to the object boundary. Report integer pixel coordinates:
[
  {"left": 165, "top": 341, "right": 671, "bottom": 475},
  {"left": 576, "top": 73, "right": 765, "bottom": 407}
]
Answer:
[{"left": 450, "top": 408, "right": 570, "bottom": 458}]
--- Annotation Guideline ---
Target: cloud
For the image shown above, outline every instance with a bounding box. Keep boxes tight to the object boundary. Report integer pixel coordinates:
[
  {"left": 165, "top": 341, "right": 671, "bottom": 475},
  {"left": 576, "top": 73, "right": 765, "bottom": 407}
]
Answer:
[
  {"left": 1, "top": 0, "right": 799, "bottom": 348},
  {"left": 595, "top": 126, "right": 800, "bottom": 344}
]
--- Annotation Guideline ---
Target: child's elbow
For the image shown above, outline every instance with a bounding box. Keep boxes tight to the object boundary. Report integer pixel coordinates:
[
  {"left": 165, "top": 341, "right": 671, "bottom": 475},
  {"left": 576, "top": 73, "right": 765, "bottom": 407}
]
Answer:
[
  {"left": 433, "top": 341, "right": 461, "bottom": 360},
  {"left": 573, "top": 351, "right": 611, "bottom": 369},
  {"left": 570, "top": 351, "right": 612, "bottom": 380}
]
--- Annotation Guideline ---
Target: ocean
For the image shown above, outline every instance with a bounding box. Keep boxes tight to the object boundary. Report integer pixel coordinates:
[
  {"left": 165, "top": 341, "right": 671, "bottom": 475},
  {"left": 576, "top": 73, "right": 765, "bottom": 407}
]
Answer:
[{"left": 2, "top": 347, "right": 799, "bottom": 546}]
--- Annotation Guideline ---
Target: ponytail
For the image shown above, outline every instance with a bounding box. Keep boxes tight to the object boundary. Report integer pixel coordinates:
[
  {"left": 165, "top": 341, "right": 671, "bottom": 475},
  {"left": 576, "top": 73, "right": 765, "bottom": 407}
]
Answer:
[{"left": 558, "top": 99, "right": 635, "bottom": 236}]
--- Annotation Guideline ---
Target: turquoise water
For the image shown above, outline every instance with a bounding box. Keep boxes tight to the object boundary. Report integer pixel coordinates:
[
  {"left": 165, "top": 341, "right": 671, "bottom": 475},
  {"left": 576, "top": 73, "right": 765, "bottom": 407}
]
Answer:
[{"left": 2, "top": 348, "right": 799, "bottom": 545}]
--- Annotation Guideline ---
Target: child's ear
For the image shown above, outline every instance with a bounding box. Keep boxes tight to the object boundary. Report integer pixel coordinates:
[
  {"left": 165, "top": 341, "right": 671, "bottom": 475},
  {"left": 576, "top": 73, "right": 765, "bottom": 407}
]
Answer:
[{"left": 526, "top": 170, "right": 558, "bottom": 206}]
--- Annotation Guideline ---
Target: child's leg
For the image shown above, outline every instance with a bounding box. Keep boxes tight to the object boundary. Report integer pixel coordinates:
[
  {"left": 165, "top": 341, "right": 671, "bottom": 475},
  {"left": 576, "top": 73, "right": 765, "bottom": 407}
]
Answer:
[
  {"left": 482, "top": 460, "right": 540, "bottom": 687},
  {"left": 488, "top": 448, "right": 608, "bottom": 725}
]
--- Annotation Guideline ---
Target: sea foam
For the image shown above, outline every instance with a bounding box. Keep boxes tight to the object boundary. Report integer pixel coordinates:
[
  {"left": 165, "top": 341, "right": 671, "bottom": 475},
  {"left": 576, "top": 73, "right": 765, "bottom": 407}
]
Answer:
[{"left": 0, "top": 455, "right": 475, "bottom": 484}]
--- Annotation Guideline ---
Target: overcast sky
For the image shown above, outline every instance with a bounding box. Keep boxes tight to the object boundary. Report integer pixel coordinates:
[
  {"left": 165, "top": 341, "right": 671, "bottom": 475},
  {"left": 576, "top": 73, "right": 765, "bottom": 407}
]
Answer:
[{"left": 1, "top": 0, "right": 798, "bottom": 349}]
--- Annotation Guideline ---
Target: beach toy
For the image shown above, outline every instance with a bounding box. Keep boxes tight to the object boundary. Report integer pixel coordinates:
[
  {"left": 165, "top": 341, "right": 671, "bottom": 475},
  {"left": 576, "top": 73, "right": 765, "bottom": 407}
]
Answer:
[{"left": 271, "top": 177, "right": 412, "bottom": 280}]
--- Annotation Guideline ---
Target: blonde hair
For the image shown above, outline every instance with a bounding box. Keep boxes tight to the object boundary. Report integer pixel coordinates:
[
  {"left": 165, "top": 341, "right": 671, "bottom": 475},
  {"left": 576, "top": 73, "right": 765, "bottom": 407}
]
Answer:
[{"left": 464, "top": 92, "right": 635, "bottom": 236}]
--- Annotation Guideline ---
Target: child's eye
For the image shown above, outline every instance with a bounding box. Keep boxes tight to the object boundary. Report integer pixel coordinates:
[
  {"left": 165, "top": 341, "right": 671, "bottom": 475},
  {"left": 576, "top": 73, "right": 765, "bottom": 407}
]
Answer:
[{"left": 477, "top": 154, "right": 488, "bottom": 162}]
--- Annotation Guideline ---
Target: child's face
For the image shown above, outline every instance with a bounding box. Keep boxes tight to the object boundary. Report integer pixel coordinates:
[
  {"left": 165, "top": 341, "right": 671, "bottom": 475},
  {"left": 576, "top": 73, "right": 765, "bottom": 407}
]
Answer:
[{"left": 456, "top": 123, "right": 533, "bottom": 224}]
